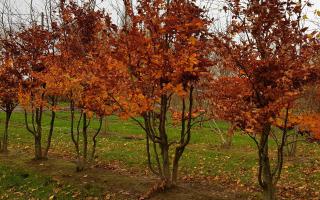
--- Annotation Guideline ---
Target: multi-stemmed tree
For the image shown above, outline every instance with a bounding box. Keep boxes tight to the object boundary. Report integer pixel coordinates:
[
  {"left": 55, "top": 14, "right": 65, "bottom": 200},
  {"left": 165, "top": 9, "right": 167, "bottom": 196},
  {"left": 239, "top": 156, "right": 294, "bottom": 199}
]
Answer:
[
  {"left": 211, "top": 0, "right": 319, "bottom": 199},
  {"left": 0, "top": 43, "right": 20, "bottom": 153},
  {"left": 13, "top": 25, "right": 59, "bottom": 160},
  {"left": 53, "top": 1, "right": 121, "bottom": 171},
  {"left": 115, "top": 0, "right": 212, "bottom": 189}
]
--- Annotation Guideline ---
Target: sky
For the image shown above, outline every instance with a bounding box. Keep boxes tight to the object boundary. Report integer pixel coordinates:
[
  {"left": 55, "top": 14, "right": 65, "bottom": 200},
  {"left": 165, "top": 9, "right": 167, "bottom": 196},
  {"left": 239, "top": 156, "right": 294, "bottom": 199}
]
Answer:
[{"left": 2, "top": 0, "right": 320, "bottom": 29}]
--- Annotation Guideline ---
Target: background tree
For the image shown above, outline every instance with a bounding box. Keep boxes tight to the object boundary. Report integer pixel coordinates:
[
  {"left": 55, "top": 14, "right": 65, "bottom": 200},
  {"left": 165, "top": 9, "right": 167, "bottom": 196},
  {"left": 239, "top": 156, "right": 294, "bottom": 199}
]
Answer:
[
  {"left": 0, "top": 49, "right": 20, "bottom": 153},
  {"left": 0, "top": 0, "right": 23, "bottom": 154}
]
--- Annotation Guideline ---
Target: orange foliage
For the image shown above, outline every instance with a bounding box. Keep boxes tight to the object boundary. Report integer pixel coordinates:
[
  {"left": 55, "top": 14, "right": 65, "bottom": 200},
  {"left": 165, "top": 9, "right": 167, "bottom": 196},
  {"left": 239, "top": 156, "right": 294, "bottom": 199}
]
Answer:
[
  {"left": 0, "top": 57, "right": 20, "bottom": 109},
  {"left": 272, "top": 109, "right": 320, "bottom": 140},
  {"left": 297, "top": 114, "right": 320, "bottom": 140},
  {"left": 210, "top": 0, "right": 320, "bottom": 135},
  {"left": 114, "top": 0, "right": 212, "bottom": 117}
]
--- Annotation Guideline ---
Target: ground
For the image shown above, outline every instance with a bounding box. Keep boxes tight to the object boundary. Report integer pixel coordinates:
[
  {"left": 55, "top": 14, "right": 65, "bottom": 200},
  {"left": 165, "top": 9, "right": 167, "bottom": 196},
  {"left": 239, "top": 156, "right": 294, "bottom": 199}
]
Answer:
[{"left": 0, "top": 111, "right": 319, "bottom": 199}]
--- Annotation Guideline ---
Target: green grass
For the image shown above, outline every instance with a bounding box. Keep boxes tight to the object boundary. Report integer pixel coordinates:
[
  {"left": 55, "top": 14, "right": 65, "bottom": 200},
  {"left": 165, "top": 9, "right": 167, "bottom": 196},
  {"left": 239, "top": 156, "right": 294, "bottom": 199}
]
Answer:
[
  {"left": 0, "top": 110, "right": 319, "bottom": 199},
  {"left": 0, "top": 165, "right": 77, "bottom": 199}
]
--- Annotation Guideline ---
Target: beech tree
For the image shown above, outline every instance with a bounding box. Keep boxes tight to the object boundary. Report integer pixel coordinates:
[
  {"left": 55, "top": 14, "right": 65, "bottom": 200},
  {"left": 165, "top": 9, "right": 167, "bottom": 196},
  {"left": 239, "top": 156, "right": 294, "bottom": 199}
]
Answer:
[
  {"left": 115, "top": 0, "right": 212, "bottom": 188},
  {"left": 54, "top": 1, "right": 120, "bottom": 171},
  {"left": 0, "top": 1, "right": 21, "bottom": 153},
  {"left": 0, "top": 45, "right": 20, "bottom": 153},
  {"left": 211, "top": 0, "right": 319, "bottom": 199},
  {"left": 16, "top": 25, "right": 58, "bottom": 160}
]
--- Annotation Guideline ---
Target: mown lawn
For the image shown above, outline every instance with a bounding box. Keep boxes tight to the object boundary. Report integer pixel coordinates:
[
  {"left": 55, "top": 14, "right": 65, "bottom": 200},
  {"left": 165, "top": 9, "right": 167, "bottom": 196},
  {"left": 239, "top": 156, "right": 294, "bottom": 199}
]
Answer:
[{"left": 0, "top": 110, "right": 319, "bottom": 199}]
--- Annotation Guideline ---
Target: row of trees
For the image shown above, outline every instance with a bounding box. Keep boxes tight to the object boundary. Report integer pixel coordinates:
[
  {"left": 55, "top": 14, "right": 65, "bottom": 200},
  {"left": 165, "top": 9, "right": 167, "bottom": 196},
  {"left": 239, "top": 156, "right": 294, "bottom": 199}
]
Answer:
[{"left": 0, "top": 0, "right": 320, "bottom": 199}]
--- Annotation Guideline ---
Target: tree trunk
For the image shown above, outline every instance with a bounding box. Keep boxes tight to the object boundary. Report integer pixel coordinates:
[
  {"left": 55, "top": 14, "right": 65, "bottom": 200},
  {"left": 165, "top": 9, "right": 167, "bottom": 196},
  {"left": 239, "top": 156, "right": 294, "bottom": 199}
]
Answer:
[
  {"left": 159, "top": 94, "right": 171, "bottom": 186},
  {"left": 91, "top": 117, "right": 103, "bottom": 161},
  {"left": 44, "top": 109, "right": 56, "bottom": 158},
  {"left": 172, "top": 87, "right": 193, "bottom": 185},
  {"left": 290, "top": 138, "right": 297, "bottom": 157},
  {"left": 76, "top": 157, "right": 86, "bottom": 172},
  {"left": 262, "top": 183, "right": 276, "bottom": 200},
  {"left": 1, "top": 110, "right": 12, "bottom": 153},
  {"left": 70, "top": 101, "right": 80, "bottom": 159},
  {"left": 172, "top": 147, "right": 183, "bottom": 185},
  {"left": 285, "top": 131, "right": 298, "bottom": 157},
  {"left": 222, "top": 125, "right": 234, "bottom": 149},
  {"left": 141, "top": 87, "right": 194, "bottom": 189},
  {"left": 172, "top": 158, "right": 179, "bottom": 185},
  {"left": 75, "top": 112, "right": 88, "bottom": 172},
  {"left": 83, "top": 112, "right": 88, "bottom": 161},
  {"left": 34, "top": 135, "right": 43, "bottom": 160},
  {"left": 161, "top": 144, "right": 171, "bottom": 186},
  {"left": 259, "top": 124, "right": 277, "bottom": 200}
]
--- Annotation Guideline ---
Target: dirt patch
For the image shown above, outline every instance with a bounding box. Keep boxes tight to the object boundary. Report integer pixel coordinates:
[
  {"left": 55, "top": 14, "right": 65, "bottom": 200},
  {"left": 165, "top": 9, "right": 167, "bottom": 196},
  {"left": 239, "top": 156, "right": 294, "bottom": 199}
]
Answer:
[{"left": 0, "top": 152, "right": 252, "bottom": 200}]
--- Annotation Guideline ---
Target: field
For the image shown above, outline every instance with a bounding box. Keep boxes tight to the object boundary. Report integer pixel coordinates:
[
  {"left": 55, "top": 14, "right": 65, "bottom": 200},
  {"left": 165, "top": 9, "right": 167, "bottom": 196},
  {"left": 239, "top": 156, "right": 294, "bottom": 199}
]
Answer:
[{"left": 0, "top": 110, "right": 319, "bottom": 200}]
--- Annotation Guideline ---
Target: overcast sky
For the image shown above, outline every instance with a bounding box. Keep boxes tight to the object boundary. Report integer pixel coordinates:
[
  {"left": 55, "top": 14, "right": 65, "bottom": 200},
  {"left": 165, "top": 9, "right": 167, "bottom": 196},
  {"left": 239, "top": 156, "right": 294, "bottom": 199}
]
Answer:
[{"left": 2, "top": 0, "right": 320, "bottom": 29}]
